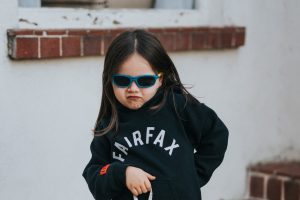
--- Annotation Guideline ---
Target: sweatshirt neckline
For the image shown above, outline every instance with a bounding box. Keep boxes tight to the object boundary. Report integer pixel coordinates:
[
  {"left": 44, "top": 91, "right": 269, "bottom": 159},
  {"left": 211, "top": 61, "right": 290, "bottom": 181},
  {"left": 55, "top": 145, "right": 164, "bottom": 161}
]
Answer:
[{"left": 115, "top": 87, "right": 164, "bottom": 113}]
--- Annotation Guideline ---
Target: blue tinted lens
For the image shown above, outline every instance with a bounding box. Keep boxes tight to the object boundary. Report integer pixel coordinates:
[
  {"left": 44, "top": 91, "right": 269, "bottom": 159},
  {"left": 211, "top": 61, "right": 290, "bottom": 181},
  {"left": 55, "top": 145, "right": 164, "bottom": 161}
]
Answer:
[
  {"left": 136, "top": 76, "right": 157, "bottom": 87},
  {"left": 112, "top": 75, "right": 131, "bottom": 87}
]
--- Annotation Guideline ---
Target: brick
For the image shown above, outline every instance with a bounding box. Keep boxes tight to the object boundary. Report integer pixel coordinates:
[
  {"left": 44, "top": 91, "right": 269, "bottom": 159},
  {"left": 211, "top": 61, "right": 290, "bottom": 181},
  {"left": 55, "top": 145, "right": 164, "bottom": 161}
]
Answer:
[
  {"left": 223, "top": 26, "right": 236, "bottom": 33},
  {"left": 68, "top": 29, "right": 88, "bottom": 36},
  {"left": 175, "top": 32, "right": 190, "bottom": 51},
  {"left": 7, "top": 29, "right": 34, "bottom": 36},
  {"left": 236, "top": 27, "right": 246, "bottom": 33},
  {"left": 62, "top": 36, "right": 81, "bottom": 57},
  {"left": 206, "top": 31, "right": 221, "bottom": 49},
  {"left": 235, "top": 31, "right": 245, "bottom": 46},
  {"left": 103, "top": 35, "right": 117, "bottom": 55},
  {"left": 284, "top": 180, "right": 300, "bottom": 200},
  {"left": 47, "top": 30, "right": 67, "bottom": 35},
  {"left": 33, "top": 30, "right": 44, "bottom": 35},
  {"left": 250, "top": 162, "right": 300, "bottom": 179},
  {"left": 163, "top": 27, "right": 180, "bottom": 33},
  {"left": 83, "top": 36, "right": 102, "bottom": 56},
  {"left": 267, "top": 178, "right": 281, "bottom": 200},
  {"left": 220, "top": 31, "right": 233, "bottom": 48},
  {"left": 40, "top": 37, "right": 60, "bottom": 58},
  {"left": 182, "top": 27, "right": 209, "bottom": 33},
  {"left": 191, "top": 32, "right": 206, "bottom": 50},
  {"left": 156, "top": 32, "right": 176, "bottom": 51},
  {"left": 109, "top": 28, "right": 127, "bottom": 36},
  {"left": 15, "top": 37, "right": 38, "bottom": 59},
  {"left": 221, "top": 27, "right": 236, "bottom": 48},
  {"left": 249, "top": 176, "right": 264, "bottom": 198},
  {"left": 147, "top": 28, "right": 165, "bottom": 34},
  {"left": 88, "top": 29, "right": 109, "bottom": 36}
]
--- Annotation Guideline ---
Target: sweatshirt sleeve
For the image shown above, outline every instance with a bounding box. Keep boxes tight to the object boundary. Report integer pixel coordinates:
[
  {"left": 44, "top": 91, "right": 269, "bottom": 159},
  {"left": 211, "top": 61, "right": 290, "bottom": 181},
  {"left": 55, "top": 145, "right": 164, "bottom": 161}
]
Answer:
[
  {"left": 179, "top": 97, "right": 229, "bottom": 188},
  {"left": 82, "top": 134, "right": 129, "bottom": 200}
]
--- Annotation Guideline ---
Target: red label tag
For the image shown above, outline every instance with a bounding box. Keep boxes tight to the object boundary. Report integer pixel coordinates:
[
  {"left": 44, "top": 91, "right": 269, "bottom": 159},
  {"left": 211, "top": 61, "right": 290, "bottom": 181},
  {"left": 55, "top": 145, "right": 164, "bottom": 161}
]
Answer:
[{"left": 100, "top": 164, "right": 110, "bottom": 175}]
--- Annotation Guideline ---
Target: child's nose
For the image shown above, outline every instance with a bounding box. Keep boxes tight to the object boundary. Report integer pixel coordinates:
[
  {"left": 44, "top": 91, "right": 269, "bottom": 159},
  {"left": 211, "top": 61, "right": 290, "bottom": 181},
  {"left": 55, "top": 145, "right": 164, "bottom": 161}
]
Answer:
[{"left": 128, "top": 80, "right": 139, "bottom": 91}]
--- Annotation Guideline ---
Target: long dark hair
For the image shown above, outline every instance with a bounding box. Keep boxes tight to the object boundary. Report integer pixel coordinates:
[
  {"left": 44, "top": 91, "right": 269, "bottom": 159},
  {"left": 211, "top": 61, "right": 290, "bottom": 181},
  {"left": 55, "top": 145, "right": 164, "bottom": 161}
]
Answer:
[{"left": 93, "top": 29, "right": 198, "bottom": 136}]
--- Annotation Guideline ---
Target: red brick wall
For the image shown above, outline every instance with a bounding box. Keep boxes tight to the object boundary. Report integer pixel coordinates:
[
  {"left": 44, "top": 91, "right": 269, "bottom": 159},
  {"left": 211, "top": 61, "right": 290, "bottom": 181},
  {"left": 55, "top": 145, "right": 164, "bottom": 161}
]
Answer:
[
  {"left": 247, "top": 162, "right": 300, "bottom": 200},
  {"left": 7, "top": 27, "right": 245, "bottom": 60}
]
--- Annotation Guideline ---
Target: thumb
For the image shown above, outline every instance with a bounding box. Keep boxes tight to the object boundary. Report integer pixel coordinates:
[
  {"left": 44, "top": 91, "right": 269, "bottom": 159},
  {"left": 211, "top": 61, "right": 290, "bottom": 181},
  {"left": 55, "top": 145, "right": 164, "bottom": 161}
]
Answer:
[{"left": 145, "top": 172, "right": 156, "bottom": 180}]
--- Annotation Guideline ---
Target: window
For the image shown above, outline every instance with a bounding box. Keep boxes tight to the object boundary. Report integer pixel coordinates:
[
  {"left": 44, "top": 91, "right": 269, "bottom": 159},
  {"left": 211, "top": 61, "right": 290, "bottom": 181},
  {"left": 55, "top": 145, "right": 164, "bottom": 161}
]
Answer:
[
  {"left": 18, "top": 0, "right": 197, "bottom": 9},
  {"left": 42, "top": 0, "right": 109, "bottom": 9}
]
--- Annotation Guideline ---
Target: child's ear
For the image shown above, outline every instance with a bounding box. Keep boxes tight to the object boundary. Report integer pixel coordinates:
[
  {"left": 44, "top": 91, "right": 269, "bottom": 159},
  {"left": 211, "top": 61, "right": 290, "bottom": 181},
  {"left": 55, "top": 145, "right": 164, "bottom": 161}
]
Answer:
[
  {"left": 158, "top": 73, "right": 163, "bottom": 85},
  {"left": 158, "top": 72, "right": 163, "bottom": 79}
]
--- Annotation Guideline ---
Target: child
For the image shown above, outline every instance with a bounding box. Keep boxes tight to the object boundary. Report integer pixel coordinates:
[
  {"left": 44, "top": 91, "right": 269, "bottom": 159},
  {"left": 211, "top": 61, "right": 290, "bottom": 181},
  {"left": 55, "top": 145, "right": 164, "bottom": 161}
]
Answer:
[{"left": 82, "top": 29, "right": 229, "bottom": 200}]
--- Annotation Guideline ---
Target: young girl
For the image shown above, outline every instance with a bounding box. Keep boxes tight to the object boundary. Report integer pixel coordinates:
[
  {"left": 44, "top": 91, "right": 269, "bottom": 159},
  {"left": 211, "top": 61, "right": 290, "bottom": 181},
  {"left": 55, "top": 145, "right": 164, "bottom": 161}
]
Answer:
[{"left": 82, "top": 29, "right": 229, "bottom": 200}]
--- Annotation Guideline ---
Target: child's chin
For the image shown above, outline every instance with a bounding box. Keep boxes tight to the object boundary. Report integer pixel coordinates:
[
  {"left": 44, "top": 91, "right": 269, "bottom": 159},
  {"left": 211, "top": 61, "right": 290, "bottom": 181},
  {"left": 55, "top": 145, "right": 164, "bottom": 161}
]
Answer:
[{"left": 127, "top": 102, "right": 144, "bottom": 110}]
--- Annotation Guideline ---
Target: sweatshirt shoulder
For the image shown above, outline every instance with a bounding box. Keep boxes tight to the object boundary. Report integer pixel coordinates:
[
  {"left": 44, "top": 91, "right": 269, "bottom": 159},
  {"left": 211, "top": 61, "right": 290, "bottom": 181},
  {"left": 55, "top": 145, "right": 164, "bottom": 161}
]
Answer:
[
  {"left": 170, "top": 90, "right": 220, "bottom": 120},
  {"left": 170, "top": 90, "right": 204, "bottom": 111}
]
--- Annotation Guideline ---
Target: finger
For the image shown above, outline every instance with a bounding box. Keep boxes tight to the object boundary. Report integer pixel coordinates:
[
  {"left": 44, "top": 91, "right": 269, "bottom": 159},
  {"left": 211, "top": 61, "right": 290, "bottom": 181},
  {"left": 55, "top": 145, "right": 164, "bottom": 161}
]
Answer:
[
  {"left": 144, "top": 171, "right": 156, "bottom": 178},
  {"left": 140, "top": 182, "right": 148, "bottom": 193},
  {"left": 132, "top": 188, "right": 139, "bottom": 197},
  {"left": 144, "top": 180, "right": 152, "bottom": 191},
  {"left": 146, "top": 173, "right": 156, "bottom": 180},
  {"left": 135, "top": 186, "right": 142, "bottom": 195}
]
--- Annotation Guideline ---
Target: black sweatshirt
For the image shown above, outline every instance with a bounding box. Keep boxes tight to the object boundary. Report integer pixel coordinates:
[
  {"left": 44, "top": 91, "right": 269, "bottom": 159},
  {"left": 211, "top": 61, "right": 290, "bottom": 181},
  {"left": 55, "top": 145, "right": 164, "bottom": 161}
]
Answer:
[{"left": 82, "top": 87, "right": 229, "bottom": 200}]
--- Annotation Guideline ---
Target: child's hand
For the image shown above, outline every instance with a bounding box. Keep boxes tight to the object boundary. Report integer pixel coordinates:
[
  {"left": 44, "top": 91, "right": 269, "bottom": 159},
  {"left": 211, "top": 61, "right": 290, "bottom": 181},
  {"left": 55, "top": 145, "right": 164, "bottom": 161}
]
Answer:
[{"left": 125, "top": 166, "right": 156, "bottom": 196}]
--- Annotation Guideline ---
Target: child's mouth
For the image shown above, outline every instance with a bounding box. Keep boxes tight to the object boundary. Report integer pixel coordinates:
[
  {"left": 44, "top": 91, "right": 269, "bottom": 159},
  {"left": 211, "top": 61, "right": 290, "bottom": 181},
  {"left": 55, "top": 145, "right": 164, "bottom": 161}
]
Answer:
[{"left": 128, "top": 96, "right": 141, "bottom": 99}]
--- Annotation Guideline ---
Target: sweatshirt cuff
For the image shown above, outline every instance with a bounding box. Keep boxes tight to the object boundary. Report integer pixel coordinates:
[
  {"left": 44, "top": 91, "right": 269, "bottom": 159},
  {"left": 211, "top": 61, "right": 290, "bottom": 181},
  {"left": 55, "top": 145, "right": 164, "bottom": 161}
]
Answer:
[{"left": 110, "top": 162, "right": 129, "bottom": 187}]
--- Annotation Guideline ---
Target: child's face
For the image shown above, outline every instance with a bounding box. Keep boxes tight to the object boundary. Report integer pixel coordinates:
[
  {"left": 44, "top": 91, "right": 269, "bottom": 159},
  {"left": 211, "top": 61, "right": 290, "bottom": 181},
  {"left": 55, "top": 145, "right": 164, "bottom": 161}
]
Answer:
[{"left": 112, "top": 53, "right": 163, "bottom": 110}]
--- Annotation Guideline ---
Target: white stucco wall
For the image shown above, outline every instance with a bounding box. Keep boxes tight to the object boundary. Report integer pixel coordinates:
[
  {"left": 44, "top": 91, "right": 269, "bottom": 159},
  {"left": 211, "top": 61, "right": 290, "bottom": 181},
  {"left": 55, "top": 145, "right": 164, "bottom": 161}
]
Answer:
[{"left": 1, "top": 0, "right": 300, "bottom": 200}]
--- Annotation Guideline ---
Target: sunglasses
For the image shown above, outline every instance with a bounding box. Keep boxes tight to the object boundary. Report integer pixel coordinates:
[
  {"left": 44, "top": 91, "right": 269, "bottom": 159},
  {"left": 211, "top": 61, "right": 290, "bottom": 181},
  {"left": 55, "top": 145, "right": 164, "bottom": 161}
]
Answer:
[{"left": 112, "top": 73, "right": 162, "bottom": 88}]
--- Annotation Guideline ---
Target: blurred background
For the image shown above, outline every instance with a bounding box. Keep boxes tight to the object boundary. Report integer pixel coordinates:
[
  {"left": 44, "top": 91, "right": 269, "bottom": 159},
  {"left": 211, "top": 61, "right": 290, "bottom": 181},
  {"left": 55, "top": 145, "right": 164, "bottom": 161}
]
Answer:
[{"left": 1, "top": 0, "right": 299, "bottom": 199}]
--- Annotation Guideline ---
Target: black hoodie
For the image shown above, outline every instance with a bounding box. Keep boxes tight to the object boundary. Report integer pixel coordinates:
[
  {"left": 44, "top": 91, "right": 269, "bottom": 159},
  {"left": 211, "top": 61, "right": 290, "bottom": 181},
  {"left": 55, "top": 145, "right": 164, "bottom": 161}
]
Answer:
[{"left": 82, "top": 87, "right": 229, "bottom": 200}]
